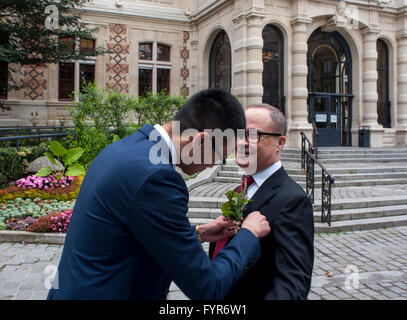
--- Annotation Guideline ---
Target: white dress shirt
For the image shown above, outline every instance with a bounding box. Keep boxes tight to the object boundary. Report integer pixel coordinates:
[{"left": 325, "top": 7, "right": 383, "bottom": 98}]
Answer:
[
  {"left": 246, "top": 160, "right": 282, "bottom": 199},
  {"left": 154, "top": 124, "right": 177, "bottom": 168}
]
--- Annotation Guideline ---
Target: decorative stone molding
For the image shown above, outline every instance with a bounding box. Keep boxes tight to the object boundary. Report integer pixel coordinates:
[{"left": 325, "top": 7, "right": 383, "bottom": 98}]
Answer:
[
  {"left": 180, "top": 31, "right": 190, "bottom": 97},
  {"left": 21, "top": 65, "right": 47, "bottom": 101},
  {"left": 106, "top": 23, "right": 129, "bottom": 93}
]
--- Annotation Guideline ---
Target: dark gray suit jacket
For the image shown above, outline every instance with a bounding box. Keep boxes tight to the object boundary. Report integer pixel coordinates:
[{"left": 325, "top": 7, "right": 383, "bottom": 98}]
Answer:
[{"left": 209, "top": 167, "right": 315, "bottom": 300}]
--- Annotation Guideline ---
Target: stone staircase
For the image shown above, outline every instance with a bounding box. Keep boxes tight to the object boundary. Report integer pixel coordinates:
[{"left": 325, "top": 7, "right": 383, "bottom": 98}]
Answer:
[{"left": 188, "top": 147, "right": 407, "bottom": 232}]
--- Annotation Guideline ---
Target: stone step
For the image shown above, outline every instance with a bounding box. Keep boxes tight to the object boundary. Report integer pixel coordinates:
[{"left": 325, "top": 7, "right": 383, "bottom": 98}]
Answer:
[
  {"left": 313, "top": 195, "right": 407, "bottom": 211},
  {"left": 188, "top": 218, "right": 213, "bottom": 226},
  {"left": 318, "top": 157, "right": 407, "bottom": 164},
  {"left": 188, "top": 195, "right": 407, "bottom": 211},
  {"left": 222, "top": 164, "right": 407, "bottom": 176},
  {"left": 187, "top": 204, "right": 407, "bottom": 222},
  {"left": 301, "top": 177, "right": 407, "bottom": 188},
  {"left": 314, "top": 215, "right": 407, "bottom": 233},
  {"left": 317, "top": 153, "right": 407, "bottom": 160},
  {"left": 188, "top": 211, "right": 407, "bottom": 233},
  {"left": 214, "top": 175, "right": 407, "bottom": 187},
  {"left": 314, "top": 204, "right": 407, "bottom": 222},
  {"left": 317, "top": 148, "right": 407, "bottom": 154},
  {"left": 217, "top": 170, "right": 407, "bottom": 182}
]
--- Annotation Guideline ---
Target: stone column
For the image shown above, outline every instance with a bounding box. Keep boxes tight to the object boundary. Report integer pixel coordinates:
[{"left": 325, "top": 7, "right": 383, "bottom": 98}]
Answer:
[
  {"left": 396, "top": 33, "right": 407, "bottom": 145},
  {"left": 362, "top": 28, "right": 383, "bottom": 147},
  {"left": 245, "top": 14, "right": 264, "bottom": 105},
  {"left": 289, "top": 17, "right": 312, "bottom": 148}
]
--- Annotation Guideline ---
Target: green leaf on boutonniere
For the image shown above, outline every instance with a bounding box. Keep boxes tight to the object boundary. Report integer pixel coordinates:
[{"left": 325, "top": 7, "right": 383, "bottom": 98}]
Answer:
[{"left": 220, "top": 181, "right": 253, "bottom": 225}]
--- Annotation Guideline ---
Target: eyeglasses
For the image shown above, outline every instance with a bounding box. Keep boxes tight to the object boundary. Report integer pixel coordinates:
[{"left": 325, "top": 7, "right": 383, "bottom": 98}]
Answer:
[{"left": 244, "top": 130, "right": 282, "bottom": 144}]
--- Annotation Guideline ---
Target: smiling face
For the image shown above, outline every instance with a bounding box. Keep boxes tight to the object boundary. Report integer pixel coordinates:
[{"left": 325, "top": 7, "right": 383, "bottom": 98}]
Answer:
[{"left": 236, "top": 106, "right": 287, "bottom": 174}]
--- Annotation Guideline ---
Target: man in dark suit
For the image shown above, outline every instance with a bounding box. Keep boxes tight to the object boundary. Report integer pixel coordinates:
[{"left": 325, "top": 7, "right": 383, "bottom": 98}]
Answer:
[
  {"left": 210, "top": 104, "right": 314, "bottom": 300},
  {"left": 47, "top": 89, "right": 270, "bottom": 300}
]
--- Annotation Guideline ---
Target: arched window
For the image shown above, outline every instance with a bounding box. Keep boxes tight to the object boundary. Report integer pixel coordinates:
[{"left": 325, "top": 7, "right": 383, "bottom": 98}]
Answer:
[
  {"left": 377, "top": 39, "right": 391, "bottom": 128},
  {"left": 209, "top": 31, "right": 231, "bottom": 92},
  {"left": 262, "top": 25, "right": 284, "bottom": 114}
]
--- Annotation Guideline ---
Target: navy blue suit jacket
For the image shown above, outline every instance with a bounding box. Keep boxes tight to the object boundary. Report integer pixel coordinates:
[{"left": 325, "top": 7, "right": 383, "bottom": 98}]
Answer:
[{"left": 47, "top": 124, "right": 260, "bottom": 300}]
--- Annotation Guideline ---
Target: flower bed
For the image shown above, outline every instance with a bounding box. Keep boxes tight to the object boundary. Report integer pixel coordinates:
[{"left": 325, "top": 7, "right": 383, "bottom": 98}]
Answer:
[
  {"left": 16, "top": 175, "right": 74, "bottom": 190},
  {"left": 0, "top": 198, "right": 75, "bottom": 232},
  {"left": 0, "top": 175, "right": 83, "bottom": 203},
  {"left": 0, "top": 173, "right": 82, "bottom": 233}
]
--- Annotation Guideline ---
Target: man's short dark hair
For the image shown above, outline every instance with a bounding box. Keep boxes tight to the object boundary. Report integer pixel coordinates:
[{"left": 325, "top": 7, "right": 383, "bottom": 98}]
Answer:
[{"left": 173, "top": 89, "right": 246, "bottom": 132}]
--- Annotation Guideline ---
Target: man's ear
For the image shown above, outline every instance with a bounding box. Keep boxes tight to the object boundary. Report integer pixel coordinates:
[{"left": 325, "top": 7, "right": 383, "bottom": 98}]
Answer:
[{"left": 278, "top": 136, "right": 287, "bottom": 150}]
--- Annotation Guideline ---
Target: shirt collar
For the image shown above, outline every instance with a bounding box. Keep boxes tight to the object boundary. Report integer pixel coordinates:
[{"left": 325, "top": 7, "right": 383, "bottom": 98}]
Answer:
[
  {"left": 252, "top": 160, "right": 282, "bottom": 189},
  {"left": 154, "top": 124, "right": 177, "bottom": 167}
]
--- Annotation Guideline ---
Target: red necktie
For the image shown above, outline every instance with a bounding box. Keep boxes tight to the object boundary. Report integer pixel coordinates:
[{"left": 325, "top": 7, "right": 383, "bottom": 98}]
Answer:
[{"left": 212, "top": 175, "right": 255, "bottom": 260}]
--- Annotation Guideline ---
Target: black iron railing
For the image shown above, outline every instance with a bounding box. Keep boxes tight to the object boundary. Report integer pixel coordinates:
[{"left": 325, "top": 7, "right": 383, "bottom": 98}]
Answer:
[
  {"left": 0, "top": 125, "right": 121, "bottom": 150},
  {"left": 300, "top": 131, "right": 334, "bottom": 226},
  {"left": 0, "top": 126, "right": 73, "bottom": 150}
]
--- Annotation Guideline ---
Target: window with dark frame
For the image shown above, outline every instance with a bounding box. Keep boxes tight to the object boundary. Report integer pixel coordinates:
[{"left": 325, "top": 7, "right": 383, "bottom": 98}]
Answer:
[
  {"left": 139, "top": 68, "right": 153, "bottom": 97},
  {"left": 0, "top": 31, "right": 9, "bottom": 99},
  {"left": 209, "top": 31, "right": 231, "bottom": 92},
  {"left": 138, "top": 42, "right": 171, "bottom": 96},
  {"left": 80, "top": 63, "right": 95, "bottom": 93},
  {"left": 377, "top": 39, "right": 391, "bottom": 128},
  {"left": 157, "top": 44, "right": 170, "bottom": 62},
  {"left": 58, "top": 37, "right": 96, "bottom": 101},
  {"left": 262, "top": 24, "right": 284, "bottom": 114},
  {"left": 157, "top": 68, "right": 170, "bottom": 93},
  {"left": 58, "top": 62, "right": 75, "bottom": 100},
  {"left": 139, "top": 43, "right": 153, "bottom": 61},
  {"left": 80, "top": 38, "right": 96, "bottom": 56}
]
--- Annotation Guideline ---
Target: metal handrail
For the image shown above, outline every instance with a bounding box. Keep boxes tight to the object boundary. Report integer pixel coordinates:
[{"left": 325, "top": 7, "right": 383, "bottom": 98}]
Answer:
[
  {"left": 300, "top": 131, "right": 335, "bottom": 226},
  {"left": 312, "top": 121, "right": 318, "bottom": 159}
]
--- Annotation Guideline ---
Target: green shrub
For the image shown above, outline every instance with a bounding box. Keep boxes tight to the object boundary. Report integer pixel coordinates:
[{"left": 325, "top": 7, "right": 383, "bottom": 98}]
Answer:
[
  {"left": 0, "top": 143, "right": 50, "bottom": 189},
  {"left": 135, "top": 90, "right": 186, "bottom": 125},
  {"left": 67, "top": 83, "right": 187, "bottom": 167}
]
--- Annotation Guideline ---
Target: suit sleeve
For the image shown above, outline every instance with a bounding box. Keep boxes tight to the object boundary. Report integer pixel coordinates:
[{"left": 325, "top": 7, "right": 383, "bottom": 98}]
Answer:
[
  {"left": 265, "top": 194, "right": 314, "bottom": 300},
  {"left": 129, "top": 167, "right": 261, "bottom": 300}
]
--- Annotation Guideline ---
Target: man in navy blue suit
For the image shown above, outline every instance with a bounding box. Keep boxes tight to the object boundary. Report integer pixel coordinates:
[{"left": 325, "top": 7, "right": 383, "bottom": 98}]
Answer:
[{"left": 47, "top": 89, "right": 270, "bottom": 300}]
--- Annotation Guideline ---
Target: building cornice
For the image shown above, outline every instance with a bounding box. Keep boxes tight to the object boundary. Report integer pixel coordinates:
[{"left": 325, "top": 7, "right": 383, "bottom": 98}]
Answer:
[{"left": 81, "top": 0, "right": 190, "bottom": 23}]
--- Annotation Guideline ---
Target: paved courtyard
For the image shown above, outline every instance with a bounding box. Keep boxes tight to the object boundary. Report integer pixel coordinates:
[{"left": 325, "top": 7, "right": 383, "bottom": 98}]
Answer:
[{"left": 1, "top": 226, "right": 407, "bottom": 300}]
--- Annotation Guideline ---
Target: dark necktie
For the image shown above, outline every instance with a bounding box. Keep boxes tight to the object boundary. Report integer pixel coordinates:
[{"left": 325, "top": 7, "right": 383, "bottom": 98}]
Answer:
[{"left": 211, "top": 175, "right": 255, "bottom": 260}]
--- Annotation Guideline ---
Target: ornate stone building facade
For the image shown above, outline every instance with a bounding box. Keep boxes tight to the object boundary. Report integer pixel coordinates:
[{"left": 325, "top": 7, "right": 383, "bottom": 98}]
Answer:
[{"left": 1, "top": 0, "right": 407, "bottom": 148}]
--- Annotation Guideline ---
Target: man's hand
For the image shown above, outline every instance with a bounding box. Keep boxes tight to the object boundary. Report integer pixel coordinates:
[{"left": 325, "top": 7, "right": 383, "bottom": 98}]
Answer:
[
  {"left": 241, "top": 211, "right": 270, "bottom": 239},
  {"left": 197, "top": 216, "right": 240, "bottom": 243}
]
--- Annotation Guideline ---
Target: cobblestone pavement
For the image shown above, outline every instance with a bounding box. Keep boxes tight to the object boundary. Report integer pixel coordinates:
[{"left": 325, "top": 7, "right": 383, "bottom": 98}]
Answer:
[{"left": 1, "top": 227, "right": 407, "bottom": 300}]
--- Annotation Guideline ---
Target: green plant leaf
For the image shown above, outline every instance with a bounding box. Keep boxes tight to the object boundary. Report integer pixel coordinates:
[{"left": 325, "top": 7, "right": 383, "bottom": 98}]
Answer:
[
  {"left": 112, "top": 134, "right": 121, "bottom": 143},
  {"left": 50, "top": 141, "right": 67, "bottom": 157},
  {"left": 62, "top": 148, "right": 84, "bottom": 166},
  {"left": 65, "top": 163, "right": 86, "bottom": 177},
  {"left": 36, "top": 167, "right": 52, "bottom": 177},
  {"left": 44, "top": 152, "right": 56, "bottom": 165}
]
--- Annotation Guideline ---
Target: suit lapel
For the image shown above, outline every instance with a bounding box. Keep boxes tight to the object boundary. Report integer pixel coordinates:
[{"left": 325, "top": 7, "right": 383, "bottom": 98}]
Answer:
[{"left": 243, "top": 167, "right": 287, "bottom": 218}]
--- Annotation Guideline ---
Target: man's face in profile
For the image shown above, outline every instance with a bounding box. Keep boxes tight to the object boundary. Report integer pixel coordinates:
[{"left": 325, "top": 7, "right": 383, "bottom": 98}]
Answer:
[{"left": 236, "top": 107, "right": 286, "bottom": 174}]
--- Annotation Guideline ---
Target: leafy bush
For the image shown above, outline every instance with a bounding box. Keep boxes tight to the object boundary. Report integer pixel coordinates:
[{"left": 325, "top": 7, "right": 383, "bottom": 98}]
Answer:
[
  {"left": 67, "top": 126, "right": 110, "bottom": 168},
  {"left": 0, "top": 143, "right": 50, "bottom": 189},
  {"left": 67, "top": 83, "right": 186, "bottom": 167},
  {"left": 67, "top": 82, "right": 134, "bottom": 167},
  {"left": 135, "top": 90, "right": 186, "bottom": 125}
]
